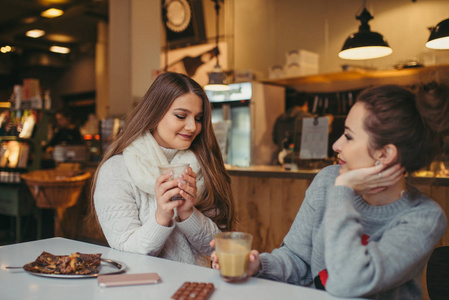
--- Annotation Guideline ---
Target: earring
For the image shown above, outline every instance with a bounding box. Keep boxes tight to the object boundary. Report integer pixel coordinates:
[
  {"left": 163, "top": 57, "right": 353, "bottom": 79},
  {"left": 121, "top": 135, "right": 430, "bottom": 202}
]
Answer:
[{"left": 375, "top": 160, "right": 380, "bottom": 166}]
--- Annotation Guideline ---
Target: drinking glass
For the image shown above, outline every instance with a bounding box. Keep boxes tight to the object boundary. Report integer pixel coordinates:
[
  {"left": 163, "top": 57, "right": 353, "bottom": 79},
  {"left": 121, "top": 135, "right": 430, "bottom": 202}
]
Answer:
[
  {"left": 158, "top": 163, "right": 190, "bottom": 200},
  {"left": 214, "top": 232, "right": 253, "bottom": 282}
]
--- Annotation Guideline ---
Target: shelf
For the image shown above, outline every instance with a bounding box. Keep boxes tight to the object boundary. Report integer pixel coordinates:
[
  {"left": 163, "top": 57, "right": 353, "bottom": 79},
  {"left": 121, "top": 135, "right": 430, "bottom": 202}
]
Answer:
[
  {"left": 0, "top": 102, "right": 11, "bottom": 109},
  {"left": 0, "top": 136, "right": 30, "bottom": 142},
  {"left": 260, "top": 64, "right": 449, "bottom": 93}
]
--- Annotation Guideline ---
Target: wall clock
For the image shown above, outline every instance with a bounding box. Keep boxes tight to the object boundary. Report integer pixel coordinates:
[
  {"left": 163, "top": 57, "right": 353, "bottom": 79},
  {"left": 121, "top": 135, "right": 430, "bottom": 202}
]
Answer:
[
  {"left": 165, "top": 0, "right": 192, "bottom": 33},
  {"left": 163, "top": 0, "right": 206, "bottom": 49}
]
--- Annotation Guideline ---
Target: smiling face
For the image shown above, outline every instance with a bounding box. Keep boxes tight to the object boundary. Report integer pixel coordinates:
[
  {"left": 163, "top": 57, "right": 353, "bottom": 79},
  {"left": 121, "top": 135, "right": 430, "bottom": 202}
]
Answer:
[
  {"left": 152, "top": 92, "right": 203, "bottom": 150},
  {"left": 332, "top": 102, "right": 377, "bottom": 174}
]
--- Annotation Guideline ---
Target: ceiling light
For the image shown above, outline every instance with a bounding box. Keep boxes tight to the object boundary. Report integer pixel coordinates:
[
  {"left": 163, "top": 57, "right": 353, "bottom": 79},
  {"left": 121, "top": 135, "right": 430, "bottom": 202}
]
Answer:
[
  {"left": 50, "top": 46, "right": 70, "bottom": 54},
  {"left": 41, "top": 8, "right": 64, "bottom": 18},
  {"left": 204, "top": 0, "right": 229, "bottom": 92},
  {"left": 26, "top": 29, "right": 46, "bottom": 38},
  {"left": 39, "top": 0, "right": 70, "bottom": 5},
  {"left": 0, "top": 102, "right": 12, "bottom": 108},
  {"left": 23, "top": 17, "right": 39, "bottom": 24},
  {"left": 1, "top": 46, "right": 14, "bottom": 53},
  {"left": 338, "top": 3, "right": 392, "bottom": 60},
  {"left": 46, "top": 33, "right": 76, "bottom": 43},
  {"left": 426, "top": 18, "right": 449, "bottom": 49}
]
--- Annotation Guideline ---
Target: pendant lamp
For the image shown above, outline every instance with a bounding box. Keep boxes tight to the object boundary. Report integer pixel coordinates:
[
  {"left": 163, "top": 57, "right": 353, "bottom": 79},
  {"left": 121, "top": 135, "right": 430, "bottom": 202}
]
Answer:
[
  {"left": 204, "top": 0, "right": 229, "bottom": 91},
  {"left": 338, "top": 3, "right": 392, "bottom": 60},
  {"left": 426, "top": 18, "right": 449, "bottom": 50}
]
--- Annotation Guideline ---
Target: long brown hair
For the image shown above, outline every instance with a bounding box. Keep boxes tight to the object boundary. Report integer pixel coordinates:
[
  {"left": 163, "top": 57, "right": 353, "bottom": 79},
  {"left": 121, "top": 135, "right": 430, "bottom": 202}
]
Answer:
[
  {"left": 356, "top": 83, "right": 449, "bottom": 173},
  {"left": 89, "top": 72, "right": 235, "bottom": 231}
]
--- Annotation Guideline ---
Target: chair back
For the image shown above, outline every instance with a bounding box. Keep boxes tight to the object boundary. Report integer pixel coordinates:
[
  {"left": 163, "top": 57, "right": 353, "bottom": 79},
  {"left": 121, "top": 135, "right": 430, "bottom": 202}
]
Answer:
[{"left": 427, "top": 246, "right": 449, "bottom": 300}]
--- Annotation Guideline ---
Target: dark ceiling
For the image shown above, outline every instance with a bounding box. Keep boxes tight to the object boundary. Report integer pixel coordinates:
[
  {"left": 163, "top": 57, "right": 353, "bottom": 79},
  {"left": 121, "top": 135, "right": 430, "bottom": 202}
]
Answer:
[{"left": 0, "top": 0, "right": 108, "bottom": 68}]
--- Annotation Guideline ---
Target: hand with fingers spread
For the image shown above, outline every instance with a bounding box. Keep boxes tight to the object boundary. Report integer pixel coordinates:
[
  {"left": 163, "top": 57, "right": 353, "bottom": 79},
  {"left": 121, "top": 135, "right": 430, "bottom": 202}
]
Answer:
[
  {"left": 209, "top": 239, "right": 261, "bottom": 277},
  {"left": 176, "top": 167, "right": 198, "bottom": 221},
  {"left": 335, "top": 162, "right": 405, "bottom": 195}
]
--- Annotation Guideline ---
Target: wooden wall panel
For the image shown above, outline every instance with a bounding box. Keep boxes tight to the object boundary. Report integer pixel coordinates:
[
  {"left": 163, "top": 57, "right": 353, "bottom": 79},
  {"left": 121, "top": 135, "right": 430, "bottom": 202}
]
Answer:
[
  {"left": 231, "top": 175, "right": 311, "bottom": 253},
  {"left": 231, "top": 176, "right": 449, "bottom": 253}
]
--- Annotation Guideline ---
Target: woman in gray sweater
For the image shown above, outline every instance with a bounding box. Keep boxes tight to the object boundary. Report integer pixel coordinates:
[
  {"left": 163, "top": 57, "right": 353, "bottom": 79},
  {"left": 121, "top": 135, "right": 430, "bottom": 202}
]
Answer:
[{"left": 212, "top": 83, "right": 449, "bottom": 299}]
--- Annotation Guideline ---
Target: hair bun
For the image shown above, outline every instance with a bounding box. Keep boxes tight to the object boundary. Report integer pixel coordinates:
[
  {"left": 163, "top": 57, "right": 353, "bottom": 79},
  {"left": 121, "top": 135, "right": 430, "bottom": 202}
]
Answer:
[{"left": 416, "top": 81, "right": 449, "bottom": 135}]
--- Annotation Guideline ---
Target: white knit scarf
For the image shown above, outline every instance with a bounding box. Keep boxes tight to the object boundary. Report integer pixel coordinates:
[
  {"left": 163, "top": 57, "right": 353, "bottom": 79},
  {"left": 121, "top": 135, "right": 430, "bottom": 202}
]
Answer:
[{"left": 122, "top": 132, "right": 204, "bottom": 196}]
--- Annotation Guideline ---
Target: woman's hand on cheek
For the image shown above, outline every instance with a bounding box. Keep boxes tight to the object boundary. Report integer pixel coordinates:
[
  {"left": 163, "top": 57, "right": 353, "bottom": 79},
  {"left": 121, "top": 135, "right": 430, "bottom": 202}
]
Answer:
[
  {"left": 155, "top": 172, "right": 182, "bottom": 226},
  {"left": 176, "top": 168, "right": 197, "bottom": 221},
  {"left": 335, "top": 163, "right": 405, "bottom": 195}
]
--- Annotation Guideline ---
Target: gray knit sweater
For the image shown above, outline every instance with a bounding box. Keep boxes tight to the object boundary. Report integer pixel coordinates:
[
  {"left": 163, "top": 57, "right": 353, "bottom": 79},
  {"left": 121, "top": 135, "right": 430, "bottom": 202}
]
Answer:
[{"left": 258, "top": 165, "right": 447, "bottom": 299}]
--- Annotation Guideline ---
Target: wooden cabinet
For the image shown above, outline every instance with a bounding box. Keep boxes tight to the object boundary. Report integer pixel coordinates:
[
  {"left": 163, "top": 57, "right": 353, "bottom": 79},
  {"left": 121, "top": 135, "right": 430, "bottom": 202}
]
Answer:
[
  {"left": 0, "top": 184, "right": 39, "bottom": 242},
  {"left": 0, "top": 184, "right": 35, "bottom": 216}
]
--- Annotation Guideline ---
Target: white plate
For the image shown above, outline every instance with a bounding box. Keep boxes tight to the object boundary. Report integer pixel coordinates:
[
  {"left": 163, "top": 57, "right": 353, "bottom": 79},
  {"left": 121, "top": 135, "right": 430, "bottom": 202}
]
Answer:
[{"left": 24, "top": 258, "right": 127, "bottom": 278}]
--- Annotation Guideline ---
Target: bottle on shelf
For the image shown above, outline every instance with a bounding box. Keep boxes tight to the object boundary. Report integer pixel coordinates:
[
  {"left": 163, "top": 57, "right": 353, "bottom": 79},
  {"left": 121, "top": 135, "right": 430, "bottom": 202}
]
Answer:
[{"left": 43, "top": 90, "right": 51, "bottom": 110}]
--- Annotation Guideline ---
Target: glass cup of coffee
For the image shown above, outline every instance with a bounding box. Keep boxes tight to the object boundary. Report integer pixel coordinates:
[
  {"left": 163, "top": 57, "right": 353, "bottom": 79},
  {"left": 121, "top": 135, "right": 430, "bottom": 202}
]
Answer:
[
  {"left": 214, "top": 232, "right": 253, "bottom": 282},
  {"left": 158, "top": 163, "right": 190, "bottom": 201}
]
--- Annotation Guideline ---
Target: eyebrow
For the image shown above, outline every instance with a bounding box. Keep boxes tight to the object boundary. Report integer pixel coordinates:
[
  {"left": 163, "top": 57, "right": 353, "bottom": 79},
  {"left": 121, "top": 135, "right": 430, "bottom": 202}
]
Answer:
[
  {"left": 173, "top": 108, "right": 190, "bottom": 113},
  {"left": 344, "top": 125, "right": 354, "bottom": 133},
  {"left": 173, "top": 108, "right": 203, "bottom": 116}
]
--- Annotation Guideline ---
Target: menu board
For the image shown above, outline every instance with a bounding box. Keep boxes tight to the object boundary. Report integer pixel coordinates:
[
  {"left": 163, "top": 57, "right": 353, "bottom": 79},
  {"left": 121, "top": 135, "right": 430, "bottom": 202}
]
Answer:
[{"left": 299, "top": 117, "right": 329, "bottom": 159}]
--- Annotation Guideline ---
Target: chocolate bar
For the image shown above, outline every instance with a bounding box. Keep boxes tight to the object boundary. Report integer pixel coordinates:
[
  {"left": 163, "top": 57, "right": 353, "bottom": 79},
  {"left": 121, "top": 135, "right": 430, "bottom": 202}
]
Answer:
[{"left": 171, "top": 282, "right": 215, "bottom": 300}]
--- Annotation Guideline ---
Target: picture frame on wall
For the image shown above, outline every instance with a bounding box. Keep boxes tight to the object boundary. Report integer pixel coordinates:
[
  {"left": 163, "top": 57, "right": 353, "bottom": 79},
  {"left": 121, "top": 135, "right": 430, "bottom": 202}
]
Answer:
[{"left": 160, "top": 42, "right": 228, "bottom": 87}]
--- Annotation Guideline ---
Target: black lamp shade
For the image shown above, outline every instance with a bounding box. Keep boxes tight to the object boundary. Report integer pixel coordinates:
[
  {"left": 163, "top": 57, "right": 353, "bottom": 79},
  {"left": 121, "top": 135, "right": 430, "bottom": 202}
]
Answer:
[
  {"left": 426, "top": 18, "right": 449, "bottom": 49},
  {"left": 208, "top": 69, "right": 226, "bottom": 85},
  {"left": 338, "top": 7, "right": 392, "bottom": 60},
  {"left": 338, "top": 31, "right": 392, "bottom": 60},
  {"left": 204, "top": 65, "right": 229, "bottom": 91},
  {"left": 341, "top": 31, "right": 390, "bottom": 50}
]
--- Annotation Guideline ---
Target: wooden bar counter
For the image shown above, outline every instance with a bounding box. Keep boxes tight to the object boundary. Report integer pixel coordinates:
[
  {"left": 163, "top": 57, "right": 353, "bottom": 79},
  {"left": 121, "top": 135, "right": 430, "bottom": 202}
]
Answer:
[
  {"left": 227, "top": 165, "right": 449, "bottom": 253},
  {"left": 228, "top": 165, "right": 317, "bottom": 252}
]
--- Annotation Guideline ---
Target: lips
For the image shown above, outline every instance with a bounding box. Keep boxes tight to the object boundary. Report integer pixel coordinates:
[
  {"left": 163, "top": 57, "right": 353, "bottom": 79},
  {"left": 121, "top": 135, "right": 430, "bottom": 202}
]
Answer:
[
  {"left": 338, "top": 158, "right": 346, "bottom": 165},
  {"left": 178, "top": 133, "right": 193, "bottom": 140}
]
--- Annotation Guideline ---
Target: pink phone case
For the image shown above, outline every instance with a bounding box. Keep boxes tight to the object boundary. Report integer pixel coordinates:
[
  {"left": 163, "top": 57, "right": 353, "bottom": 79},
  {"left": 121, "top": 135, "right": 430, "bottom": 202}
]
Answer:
[{"left": 98, "top": 273, "right": 161, "bottom": 287}]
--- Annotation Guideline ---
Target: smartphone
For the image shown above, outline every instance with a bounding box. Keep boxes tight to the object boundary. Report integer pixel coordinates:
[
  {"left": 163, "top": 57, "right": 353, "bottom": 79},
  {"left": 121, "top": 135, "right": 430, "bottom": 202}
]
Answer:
[{"left": 98, "top": 273, "right": 161, "bottom": 288}]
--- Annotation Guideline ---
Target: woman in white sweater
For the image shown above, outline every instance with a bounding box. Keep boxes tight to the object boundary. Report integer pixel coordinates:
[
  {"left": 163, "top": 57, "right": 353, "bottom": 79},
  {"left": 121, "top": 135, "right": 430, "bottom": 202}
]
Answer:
[{"left": 91, "top": 72, "right": 235, "bottom": 266}]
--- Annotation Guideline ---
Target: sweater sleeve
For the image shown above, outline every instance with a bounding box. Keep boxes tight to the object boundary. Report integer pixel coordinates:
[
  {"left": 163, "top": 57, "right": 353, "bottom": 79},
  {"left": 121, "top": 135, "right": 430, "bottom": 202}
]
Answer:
[
  {"left": 257, "top": 168, "right": 330, "bottom": 286},
  {"left": 94, "top": 155, "right": 174, "bottom": 255},
  {"left": 175, "top": 208, "right": 221, "bottom": 256},
  {"left": 323, "top": 185, "right": 448, "bottom": 298}
]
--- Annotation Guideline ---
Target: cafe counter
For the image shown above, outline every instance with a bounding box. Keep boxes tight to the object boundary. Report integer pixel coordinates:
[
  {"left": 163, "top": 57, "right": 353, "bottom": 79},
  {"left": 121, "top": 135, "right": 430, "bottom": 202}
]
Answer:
[{"left": 226, "top": 164, "right": 449, "bottom": 253}]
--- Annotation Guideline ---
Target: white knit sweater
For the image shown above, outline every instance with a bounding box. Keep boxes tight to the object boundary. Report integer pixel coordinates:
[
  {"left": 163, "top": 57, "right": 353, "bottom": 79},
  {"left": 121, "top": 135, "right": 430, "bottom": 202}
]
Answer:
[{"left": 94, "top": 132, "right": 221, "bottom": 266}]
